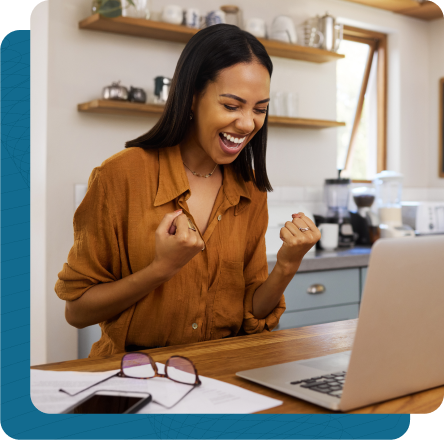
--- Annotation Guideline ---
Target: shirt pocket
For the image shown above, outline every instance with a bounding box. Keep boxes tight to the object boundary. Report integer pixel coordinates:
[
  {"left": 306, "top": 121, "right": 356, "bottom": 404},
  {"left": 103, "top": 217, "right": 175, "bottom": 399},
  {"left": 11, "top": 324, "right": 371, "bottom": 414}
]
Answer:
[{"left": 212, "top": 259, "right": 245, "bottom": 336}]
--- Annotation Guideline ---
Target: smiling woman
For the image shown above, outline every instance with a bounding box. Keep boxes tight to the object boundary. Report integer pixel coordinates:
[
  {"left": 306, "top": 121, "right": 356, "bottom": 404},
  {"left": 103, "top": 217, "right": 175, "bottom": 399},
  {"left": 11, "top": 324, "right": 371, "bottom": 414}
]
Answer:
[
  {"left": 126, "top": 24, "right": 273, "bottom": 191},
  {"left": 55, "top": 24, "right": 320, "bottom": 358}
]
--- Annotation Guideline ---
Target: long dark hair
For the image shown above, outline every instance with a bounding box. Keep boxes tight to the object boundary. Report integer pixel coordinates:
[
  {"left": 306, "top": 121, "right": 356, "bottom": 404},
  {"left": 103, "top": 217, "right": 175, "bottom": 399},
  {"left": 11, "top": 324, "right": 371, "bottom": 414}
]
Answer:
[{"left": 125, "top": 24, "right": 273, "bottom": 192}]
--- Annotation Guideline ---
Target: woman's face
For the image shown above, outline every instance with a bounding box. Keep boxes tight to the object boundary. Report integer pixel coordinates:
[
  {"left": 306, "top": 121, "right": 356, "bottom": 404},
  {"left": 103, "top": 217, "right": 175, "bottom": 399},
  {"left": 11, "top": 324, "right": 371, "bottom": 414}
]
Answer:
[{"left": 190, "top": 61, "right": 270, "bottom": 164}]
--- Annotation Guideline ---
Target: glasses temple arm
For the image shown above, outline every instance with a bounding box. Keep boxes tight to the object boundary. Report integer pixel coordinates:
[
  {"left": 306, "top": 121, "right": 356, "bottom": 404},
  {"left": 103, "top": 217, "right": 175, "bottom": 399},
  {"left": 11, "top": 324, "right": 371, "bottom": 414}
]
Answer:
[
  {"left": 153, "top": 382, "right": 201, "bottom": 410},
  {"left": 59, "top": 372, "right": 119, "bottom": 397}
]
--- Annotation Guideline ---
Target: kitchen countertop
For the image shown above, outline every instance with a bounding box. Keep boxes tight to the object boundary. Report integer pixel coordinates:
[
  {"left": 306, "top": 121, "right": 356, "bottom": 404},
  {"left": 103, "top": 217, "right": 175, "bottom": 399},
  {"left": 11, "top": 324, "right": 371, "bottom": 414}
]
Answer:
[{"left": 267, "top": 245, "right": 372, "bottom": 273}]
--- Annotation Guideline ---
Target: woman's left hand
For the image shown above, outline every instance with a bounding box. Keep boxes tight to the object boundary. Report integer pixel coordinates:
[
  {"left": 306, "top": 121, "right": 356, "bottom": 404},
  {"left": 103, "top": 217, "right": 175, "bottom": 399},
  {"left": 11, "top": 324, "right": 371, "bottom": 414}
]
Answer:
[{"left": 276, "top": 212, "right": 321, "bottom": 275}]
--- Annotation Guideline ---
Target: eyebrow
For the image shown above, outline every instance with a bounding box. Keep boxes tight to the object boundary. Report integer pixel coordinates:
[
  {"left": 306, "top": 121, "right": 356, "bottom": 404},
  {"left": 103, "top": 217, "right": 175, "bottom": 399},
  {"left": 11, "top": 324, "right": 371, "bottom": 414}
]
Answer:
[{"left": 219, "top": 94, "right": 270, "bottom": 105}]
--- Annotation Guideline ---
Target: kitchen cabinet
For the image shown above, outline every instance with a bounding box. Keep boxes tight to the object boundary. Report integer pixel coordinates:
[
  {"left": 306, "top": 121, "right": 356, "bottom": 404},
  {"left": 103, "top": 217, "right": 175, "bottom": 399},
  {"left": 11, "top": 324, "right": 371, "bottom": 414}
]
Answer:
[
  {"left": 277, "top": 304, "right": 359, "bottom": 330},
  {"left": 274, "top": 267, "right": 362, "bottom": 331}
]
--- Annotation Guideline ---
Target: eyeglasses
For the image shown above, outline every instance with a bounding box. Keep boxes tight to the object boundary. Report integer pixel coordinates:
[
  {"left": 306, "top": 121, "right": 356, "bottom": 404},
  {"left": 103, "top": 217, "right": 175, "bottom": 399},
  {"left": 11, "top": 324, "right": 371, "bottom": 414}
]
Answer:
[{"left": 59, "top": 352, "right": 201, "bottom": 409}]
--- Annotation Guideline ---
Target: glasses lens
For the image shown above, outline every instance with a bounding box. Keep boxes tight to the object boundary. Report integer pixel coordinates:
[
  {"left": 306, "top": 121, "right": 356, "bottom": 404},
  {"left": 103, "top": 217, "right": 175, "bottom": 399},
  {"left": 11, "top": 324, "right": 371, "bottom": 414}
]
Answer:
[
  {"left": 122, "top": 353, "right": 155, "bottom": 378},
  {"left": 166, "top": 356, "right": 197, "bottom": 385}
]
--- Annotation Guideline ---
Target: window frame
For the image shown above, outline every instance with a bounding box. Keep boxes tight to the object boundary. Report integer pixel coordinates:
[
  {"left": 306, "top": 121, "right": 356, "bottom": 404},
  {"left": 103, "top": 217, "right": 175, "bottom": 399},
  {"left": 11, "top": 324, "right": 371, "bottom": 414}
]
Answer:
[{"left": 341, "top": 26, "right": 388, "bottom": 182}]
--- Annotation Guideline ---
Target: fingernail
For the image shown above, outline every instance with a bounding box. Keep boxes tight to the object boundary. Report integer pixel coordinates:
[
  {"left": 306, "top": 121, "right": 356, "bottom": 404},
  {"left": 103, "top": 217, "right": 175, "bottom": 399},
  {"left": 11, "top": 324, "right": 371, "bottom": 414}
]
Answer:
[
  {"left": 174, "top": 209, "right": 183, "bottom": 214},
  {"left": 292, "top": 213, "right": 301, "bottom": 218}
]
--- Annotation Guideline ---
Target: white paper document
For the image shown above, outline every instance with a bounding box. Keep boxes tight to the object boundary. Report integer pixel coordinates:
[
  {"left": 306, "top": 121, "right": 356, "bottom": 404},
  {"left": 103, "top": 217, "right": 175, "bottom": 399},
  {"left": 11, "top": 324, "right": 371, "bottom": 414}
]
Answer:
[{"left": 31, "top": 364, "right": 282, "bottom": 414}]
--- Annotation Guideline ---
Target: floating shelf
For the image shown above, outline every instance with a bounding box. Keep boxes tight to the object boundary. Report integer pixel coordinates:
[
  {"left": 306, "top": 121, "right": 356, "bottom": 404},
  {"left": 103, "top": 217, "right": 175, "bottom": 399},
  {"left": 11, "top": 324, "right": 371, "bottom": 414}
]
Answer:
[
  {"left": 79, "top": 14, "right": 345, "bottom": 63},
  {"left": 77, "top": 100, "right": 346, "bottom": 129}
]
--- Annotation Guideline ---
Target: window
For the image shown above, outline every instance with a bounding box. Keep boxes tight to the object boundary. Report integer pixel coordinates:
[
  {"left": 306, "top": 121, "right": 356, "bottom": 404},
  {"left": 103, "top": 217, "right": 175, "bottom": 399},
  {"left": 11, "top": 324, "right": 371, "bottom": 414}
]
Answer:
[{"left": 336, "top": 26, "right": 387, "bottom": 182}]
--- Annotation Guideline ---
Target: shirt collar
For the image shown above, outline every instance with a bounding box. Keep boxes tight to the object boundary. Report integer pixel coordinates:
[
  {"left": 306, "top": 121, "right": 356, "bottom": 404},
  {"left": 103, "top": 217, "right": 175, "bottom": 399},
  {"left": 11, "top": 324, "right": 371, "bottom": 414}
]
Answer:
[
  {"left": 154, "top": 145, "right": 190, "bottom": 207},
  {"left": 154, "top": 144, "right": 252, "bottom": 213}
]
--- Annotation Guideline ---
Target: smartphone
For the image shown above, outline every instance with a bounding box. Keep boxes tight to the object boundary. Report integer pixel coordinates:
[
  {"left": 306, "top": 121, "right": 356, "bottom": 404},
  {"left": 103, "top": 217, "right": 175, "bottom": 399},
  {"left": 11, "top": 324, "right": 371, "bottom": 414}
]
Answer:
[{"left": 62, "top": 390, "right": 152, "bottom": 414}]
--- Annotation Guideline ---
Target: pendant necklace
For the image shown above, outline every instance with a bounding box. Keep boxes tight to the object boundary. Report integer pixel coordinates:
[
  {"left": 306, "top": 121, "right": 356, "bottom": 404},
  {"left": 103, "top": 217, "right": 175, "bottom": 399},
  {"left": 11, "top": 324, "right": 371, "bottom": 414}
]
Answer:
[{"left": 183, "top": 161, "right": 218, "bottom": 178}]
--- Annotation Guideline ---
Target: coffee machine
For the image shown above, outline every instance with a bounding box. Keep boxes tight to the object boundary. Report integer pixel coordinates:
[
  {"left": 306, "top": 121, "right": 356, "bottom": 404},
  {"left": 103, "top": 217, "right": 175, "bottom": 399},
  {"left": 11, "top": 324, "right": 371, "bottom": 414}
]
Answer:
[
  {"left": 324, "top": 177, "right": 355, "bottom": 247},
  {"left": 349, "top": 186, "right": 380, "bottom": 245},
  {"left": 373, "top": 171, "right": 415, "bottom": 238}
]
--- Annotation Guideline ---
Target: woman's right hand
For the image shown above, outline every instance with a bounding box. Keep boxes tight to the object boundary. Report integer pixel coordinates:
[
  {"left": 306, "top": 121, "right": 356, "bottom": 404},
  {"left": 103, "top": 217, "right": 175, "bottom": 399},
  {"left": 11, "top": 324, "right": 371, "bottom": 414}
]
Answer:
[{"left": 152, "top": 210, "right": 205, "bottom": 279}]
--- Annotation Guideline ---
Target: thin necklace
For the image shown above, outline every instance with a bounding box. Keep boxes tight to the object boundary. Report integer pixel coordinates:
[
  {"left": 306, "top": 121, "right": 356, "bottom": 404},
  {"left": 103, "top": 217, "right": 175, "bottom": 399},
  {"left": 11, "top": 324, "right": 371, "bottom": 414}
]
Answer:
[{"left": 183, "top": 161, "right": 218, "bottom": 178}]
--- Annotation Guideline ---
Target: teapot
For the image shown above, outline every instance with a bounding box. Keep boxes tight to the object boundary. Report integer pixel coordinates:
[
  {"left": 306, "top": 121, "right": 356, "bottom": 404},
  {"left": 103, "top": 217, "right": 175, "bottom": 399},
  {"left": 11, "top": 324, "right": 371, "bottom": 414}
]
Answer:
[
  {"left": 128, "top": 86, "right": 147, "bottom": 103},
  {"left": 319, "top": 12, "right": 343, "bottom": 52},
  {"left": 102, "top": 81, "right": 128, "bottom": 101}
]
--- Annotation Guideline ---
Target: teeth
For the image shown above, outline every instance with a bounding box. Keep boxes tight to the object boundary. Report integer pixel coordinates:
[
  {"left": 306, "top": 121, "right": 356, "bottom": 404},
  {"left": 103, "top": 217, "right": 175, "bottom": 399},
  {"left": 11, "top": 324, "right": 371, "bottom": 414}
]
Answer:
[{"left": 221, "top": 132, "right": 246, "bottom": 144}]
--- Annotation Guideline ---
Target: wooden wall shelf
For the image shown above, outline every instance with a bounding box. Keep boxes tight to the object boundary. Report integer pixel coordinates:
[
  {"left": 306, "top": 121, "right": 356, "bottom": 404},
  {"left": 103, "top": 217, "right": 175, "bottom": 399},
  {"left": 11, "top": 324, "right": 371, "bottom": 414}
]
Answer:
[
  {"left": 79, "top": 14, "right": 345, "bottom": 63},
  {"left": 343, "top": 0, "right": 443, "bottom": 21},
  {"left": 77, "top": 100, "right": 345, "bottom": 129}
]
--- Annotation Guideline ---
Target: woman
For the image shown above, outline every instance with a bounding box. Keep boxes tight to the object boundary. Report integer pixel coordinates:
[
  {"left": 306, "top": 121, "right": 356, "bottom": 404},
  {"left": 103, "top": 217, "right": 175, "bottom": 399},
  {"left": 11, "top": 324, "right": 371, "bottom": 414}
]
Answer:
[{"left": 55, "top": 24, "right": 320, "bottom": 358}]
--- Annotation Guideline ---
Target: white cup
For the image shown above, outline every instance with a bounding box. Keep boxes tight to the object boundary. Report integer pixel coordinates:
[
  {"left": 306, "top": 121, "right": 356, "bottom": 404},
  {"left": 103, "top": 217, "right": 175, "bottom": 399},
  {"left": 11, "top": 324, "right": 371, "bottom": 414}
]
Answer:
[
  {"left": 161, "top": 5, "right": 183, "bottom": 25},
  {"left": 284, "top": 91, "right": 299, "bottom": 117},
  {"left": 245, "top": 18, "right": 266, "bottom": 38},
  {"left": 271, "top": 91, "right": 285, "bottom": 116},
  {"left": 318, "top": 223, "right": 339, "bottom": 251},
  {"left": 205, "top": 10, "right": 226, "bottom": 27},
  {"left": 185, "top": 8, "right": 200, "bottom": 28}
]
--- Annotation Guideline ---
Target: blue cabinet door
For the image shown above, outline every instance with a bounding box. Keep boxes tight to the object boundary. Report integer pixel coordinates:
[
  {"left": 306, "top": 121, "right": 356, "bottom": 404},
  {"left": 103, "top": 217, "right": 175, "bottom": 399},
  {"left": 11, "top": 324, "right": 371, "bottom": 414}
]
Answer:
[{"left": 284, "top": 268, "right": 360, "bottom": 312}]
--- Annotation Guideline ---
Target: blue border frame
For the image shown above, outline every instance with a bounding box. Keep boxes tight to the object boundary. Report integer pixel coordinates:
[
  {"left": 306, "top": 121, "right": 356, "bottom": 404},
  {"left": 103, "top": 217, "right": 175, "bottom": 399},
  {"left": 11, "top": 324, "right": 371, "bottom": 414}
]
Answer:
[{"left": 0, "top": 30, "right": 410, "bottom": 439}]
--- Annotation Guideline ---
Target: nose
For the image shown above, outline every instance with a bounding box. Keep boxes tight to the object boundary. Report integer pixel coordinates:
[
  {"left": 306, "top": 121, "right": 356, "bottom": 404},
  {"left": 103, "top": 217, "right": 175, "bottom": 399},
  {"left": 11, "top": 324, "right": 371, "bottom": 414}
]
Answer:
[{"left": 234, "top": 110, "right": 255, "bottom": 135}]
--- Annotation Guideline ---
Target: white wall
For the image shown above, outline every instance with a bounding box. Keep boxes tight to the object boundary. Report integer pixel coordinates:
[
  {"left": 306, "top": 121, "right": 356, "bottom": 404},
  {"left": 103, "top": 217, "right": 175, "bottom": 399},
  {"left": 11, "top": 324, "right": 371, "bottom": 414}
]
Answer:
[
  {"left": 31, "top": 0, "right": 444, "bottom": 364},
  {"left": 30, "top": 1, "right": 49, "bottom": 366},
  {"left": 428, "top": 17, "right": 444, "bottom": 188}
]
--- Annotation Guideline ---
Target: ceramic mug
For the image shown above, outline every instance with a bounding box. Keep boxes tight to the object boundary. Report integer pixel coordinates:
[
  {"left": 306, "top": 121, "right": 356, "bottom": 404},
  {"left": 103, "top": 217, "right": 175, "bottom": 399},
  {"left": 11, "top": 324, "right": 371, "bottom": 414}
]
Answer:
[
  {"left": 161, "top": 5, "right": 183, "bottom": 25},
  {"left": 205, "top": 10, "right": 226, "bottom": 27},
  {"left": 185, "top": 8, "right": 200, "bottom": 28},
  {"left": 245, "top": 18, "right": 267, "bottom": 38},
  {"left": 318, "top": 223, "right": 339, "bottom": 251}
]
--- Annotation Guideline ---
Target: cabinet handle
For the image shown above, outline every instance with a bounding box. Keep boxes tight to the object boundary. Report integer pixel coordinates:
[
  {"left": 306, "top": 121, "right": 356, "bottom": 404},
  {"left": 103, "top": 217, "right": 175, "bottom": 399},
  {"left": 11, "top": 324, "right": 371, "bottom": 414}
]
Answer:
[{"left": 307, "top": 284, "right": 326, "bottom": 294}]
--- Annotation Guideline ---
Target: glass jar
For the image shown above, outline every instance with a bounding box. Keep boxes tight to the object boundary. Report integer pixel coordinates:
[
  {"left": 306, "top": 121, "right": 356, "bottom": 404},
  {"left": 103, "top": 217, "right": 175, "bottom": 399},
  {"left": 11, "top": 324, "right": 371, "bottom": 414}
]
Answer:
[
  {"left": 122, "top": 0, "right": 151, "bottom": 19},
  {"left": 220, "top": 5, "right": 241, "bottom": 28}
]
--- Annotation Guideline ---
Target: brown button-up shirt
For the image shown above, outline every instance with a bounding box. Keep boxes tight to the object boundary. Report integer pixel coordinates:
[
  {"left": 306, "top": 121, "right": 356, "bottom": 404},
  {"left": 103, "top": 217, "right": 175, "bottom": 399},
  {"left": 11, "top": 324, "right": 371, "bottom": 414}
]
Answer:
[{"left": 55, "top": 145, "right": 286, "bottom": 358}]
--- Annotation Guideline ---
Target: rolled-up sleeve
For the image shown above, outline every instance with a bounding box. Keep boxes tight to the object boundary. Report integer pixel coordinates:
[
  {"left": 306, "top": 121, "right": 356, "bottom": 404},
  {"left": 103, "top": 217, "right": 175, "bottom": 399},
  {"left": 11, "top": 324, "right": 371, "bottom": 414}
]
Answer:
[
  {"left": 55, "top": 168, "right": 121, "bottom": 301},
  {"left": 242, "top": 192, "right": 286, "bottom": 334}
]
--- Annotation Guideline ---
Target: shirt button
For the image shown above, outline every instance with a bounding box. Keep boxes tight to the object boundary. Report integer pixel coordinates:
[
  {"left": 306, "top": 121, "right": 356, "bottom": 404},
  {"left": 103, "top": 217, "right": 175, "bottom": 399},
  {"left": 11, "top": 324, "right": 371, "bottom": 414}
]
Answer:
[
  {"left": 192, "top": 323, "right": 198, "bottom": 329},
  {"left": 217, "top": 215, "right": 222, "bottom": 221}
]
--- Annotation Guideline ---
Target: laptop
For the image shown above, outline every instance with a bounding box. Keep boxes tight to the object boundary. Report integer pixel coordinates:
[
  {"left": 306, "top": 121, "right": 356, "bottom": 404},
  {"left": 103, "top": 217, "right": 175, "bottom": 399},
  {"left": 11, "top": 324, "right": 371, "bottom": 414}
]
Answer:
[{"left": 237, "top": 235, "right": 444, "bottom": 412}]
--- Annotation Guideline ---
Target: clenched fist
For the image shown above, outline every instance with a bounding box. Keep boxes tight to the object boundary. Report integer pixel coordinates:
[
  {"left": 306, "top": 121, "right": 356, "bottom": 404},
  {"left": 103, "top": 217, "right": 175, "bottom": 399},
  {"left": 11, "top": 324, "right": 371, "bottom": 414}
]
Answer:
[
  {"left": 152, "top": 210, "right": 205, "bottom": 280},
  {"left": 276, "top": 212, "right": 321, "bottom": 275}
]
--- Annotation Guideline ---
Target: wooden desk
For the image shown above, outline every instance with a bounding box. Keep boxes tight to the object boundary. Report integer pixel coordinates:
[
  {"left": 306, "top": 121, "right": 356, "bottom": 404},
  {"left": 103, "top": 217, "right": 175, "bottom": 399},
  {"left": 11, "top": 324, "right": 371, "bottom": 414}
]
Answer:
[{"left": 32, "top": 319, "right": 443, "bottom": 414}]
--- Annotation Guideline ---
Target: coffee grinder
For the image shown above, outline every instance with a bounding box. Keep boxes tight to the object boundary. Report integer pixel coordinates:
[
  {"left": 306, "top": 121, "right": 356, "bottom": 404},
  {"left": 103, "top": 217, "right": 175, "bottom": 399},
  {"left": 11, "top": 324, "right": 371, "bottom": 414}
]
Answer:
[
  {"left": 373, "top": 171, "right": 415, "bottom": 238},
  {"left": 324, "top": 176, "right": 355, "bottom": 247},
  {"left": 349, "top": 186, "right": 380, "bottom": 245}
]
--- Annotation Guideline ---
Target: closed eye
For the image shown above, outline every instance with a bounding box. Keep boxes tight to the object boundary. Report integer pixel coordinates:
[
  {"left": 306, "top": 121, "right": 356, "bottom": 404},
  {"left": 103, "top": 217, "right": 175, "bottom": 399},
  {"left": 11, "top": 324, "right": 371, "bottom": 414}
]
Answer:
[{"left": 223, "top": 104, "right": 267, "bottom": 114}]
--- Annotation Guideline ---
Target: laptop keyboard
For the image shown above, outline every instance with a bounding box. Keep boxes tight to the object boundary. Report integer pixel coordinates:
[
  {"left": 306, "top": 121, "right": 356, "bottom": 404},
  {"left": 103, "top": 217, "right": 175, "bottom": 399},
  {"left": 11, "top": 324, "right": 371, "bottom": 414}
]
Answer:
[{"left": 290, "top": 371, "right": 346, "bottom": 398}]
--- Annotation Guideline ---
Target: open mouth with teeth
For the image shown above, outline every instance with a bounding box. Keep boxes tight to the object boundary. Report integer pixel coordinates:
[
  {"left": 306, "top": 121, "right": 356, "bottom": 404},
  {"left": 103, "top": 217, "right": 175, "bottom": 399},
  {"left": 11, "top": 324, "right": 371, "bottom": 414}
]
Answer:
[{"left": 218, "top": 132, "right": 247, "bottom": 149}]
